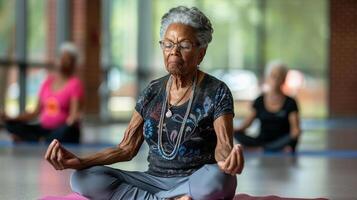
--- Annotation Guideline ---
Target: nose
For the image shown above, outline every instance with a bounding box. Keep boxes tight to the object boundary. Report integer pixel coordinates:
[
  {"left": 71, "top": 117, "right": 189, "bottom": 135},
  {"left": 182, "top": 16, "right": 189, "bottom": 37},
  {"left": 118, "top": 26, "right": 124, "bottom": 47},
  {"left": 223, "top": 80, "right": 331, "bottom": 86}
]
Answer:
[{"left": 169, "top": 44, "right": 181, "bottom": 55}]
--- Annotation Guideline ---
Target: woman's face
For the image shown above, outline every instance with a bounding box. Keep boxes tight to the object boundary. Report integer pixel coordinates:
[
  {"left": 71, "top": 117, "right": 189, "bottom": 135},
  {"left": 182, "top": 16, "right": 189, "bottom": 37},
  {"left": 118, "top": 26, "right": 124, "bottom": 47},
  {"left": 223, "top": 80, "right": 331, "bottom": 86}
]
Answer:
[
  {"left": 266, "top": 67, "right": 286, "bottom": 91},
  {"left": 162, "top": 23, "right": 206, "bottom": 76},
  {"left": 56, "top": 52, "right": 75, "bottom": 76}
]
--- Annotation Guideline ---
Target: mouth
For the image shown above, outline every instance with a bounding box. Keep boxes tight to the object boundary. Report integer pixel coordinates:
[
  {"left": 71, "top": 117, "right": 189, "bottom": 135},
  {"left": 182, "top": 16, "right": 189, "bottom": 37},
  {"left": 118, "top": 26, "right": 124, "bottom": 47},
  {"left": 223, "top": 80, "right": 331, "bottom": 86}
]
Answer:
[
  {"left": 168, "top": 61, "right": 183, "bottom": 66},
  {"left": 168, "top": 60, "right": 183, "bottom": 66},
  {"left": 167, "top": 55, "right": 183, "bottom": 64}
]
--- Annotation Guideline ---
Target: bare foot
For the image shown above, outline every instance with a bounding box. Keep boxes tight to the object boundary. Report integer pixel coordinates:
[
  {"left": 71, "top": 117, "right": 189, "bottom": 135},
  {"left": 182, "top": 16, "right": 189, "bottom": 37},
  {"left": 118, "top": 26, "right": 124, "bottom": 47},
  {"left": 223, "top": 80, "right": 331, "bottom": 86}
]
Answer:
[{"left": 174, "top": 195, "right": 192, "bottom": 200}]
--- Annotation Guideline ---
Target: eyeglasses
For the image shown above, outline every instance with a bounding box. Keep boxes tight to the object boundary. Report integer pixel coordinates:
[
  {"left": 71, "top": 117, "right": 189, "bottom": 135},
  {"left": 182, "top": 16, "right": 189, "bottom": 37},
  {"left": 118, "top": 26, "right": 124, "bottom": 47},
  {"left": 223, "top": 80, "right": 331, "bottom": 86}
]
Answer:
[{"left": 159, "top": 40, "right": 198, "bottom": 53}]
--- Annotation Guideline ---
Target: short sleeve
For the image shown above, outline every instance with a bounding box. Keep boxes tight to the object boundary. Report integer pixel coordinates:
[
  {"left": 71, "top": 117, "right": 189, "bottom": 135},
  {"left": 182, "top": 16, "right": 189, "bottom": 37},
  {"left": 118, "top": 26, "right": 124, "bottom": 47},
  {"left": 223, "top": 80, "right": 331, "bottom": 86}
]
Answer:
[
  {"left": 287, "top": 97, "right": 299, "bottom": 113},
  {"left": 135, "top": 81, "right": 156, "bottom": 117},
  {"left": 213, "top": 83, "right": 235, "bottom": 120},
  {"left": 38, "top": 75, "right": 52, "bottom": 99},
  {"left": 38, "top": 75, "right": 54, "bottom": 103},
  {"left": 70, "top": 78, "right": 84, "bottom": 100}
]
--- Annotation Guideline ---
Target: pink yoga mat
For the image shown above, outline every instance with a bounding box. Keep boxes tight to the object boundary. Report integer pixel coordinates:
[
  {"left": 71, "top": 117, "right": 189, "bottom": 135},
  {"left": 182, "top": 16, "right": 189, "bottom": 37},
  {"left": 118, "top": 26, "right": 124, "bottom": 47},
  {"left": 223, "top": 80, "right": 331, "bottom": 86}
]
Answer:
[
  {"left": 233, "top": 194, "right": 328, "bottom": 200},
  {"left": 41, "top": 193, "right": 328, "bottom": 200},
  {"left": 40, "top": 193, "right": 88, "bottom": 200}
]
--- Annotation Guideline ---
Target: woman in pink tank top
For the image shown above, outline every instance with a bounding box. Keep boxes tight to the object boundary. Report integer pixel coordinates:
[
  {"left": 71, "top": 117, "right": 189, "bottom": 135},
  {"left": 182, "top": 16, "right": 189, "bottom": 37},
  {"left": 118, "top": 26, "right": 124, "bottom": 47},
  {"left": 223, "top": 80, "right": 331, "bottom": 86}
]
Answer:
[{"left": 0, "top": 43, "right": 84, "bottom": 143}]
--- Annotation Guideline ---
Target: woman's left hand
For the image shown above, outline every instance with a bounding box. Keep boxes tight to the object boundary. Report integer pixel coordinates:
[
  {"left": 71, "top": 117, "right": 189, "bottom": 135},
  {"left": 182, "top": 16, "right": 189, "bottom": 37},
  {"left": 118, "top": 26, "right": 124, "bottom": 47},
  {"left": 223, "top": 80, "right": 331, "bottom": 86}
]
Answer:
[
  {"left": 66, "top": 117, "right": 75, "bottom": 126},
  {"left": 217, "top": 144, "right": 244, "bottom": 176}
]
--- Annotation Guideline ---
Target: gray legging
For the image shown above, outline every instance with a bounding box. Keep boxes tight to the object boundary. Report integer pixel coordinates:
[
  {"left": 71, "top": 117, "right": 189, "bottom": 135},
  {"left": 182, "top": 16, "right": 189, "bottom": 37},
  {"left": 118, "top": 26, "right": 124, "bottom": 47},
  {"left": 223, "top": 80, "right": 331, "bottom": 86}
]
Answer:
[{"left": 70, "top": 164, "right": 237, "bottom": 200}]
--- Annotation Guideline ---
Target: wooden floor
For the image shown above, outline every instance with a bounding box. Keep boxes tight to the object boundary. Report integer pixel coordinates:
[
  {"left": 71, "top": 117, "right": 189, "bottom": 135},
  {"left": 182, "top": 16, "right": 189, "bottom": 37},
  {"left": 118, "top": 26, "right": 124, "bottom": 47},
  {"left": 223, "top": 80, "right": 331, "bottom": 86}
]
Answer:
[{"left": 0, "top": 119, "right": 357, "bottom": 200}]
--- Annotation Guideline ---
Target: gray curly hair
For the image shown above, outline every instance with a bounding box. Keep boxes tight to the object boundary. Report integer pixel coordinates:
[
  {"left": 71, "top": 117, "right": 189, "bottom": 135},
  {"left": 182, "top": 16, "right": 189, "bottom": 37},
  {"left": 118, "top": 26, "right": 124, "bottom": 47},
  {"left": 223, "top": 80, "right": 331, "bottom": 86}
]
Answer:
[
  {"left": 59, "top": 42, "right": 79, "bottom": 62},
  {"left": 160, "top": 6, "right": 213, "bottom": 48},
  {"left": 265, "top": 60, "right": 288, "bottom": 78}
]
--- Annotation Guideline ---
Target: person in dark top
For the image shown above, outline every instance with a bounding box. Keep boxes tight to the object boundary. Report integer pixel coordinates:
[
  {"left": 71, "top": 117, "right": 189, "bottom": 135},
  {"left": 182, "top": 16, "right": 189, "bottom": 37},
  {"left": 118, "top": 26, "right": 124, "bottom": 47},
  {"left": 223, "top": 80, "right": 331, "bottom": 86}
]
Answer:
[
  {"left": 234, "top": 61, "right": 301, "bottom": 153},
  {"left": 44, "top": 6, "right": 244, "bottom": 200}
]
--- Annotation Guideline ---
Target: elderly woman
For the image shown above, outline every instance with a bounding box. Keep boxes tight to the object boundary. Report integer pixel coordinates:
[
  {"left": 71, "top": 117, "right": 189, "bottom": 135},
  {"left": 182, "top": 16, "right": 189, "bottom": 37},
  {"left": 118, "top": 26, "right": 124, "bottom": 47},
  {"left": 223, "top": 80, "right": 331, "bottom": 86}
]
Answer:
[
  {"left": 45, "top": 6, "right": 244, "bottom": 200},
  {"left": 0, "top": 42, "right": 84, "bottom": 143},
  {"left": 234, "top": 62, "right": 301, "bottom": 153}
]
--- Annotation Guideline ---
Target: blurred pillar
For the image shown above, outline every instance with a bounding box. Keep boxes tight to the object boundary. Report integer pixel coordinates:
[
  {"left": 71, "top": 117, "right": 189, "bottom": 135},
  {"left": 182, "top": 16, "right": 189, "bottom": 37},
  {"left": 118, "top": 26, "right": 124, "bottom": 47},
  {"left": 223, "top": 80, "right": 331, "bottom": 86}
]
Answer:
[
  {"left": 46, "top": 0, "right": 57, "bottom": 63},
  {"left": 99, "top": 0, "right": 112, "bottom": 121},
  {"left": 72, "top": 0, "right": 102, "bottom": 117},
  {"left": 15, "top": 0, "right": 27, "bottom": 113},
  {"left": 0, "top": 67, "right": 6, "bottom": 112},
  {"left": 255, "top": 0, "right": 267, "bottom": 82},
  {"left": 137, "top": 0, "right": 153, "bottom": 94},
  {"left": 56, "top": 0, "right": 71, "bottom": 52},
  {"left": 329, "top": 0, "right": 357, "bottom": 117}
]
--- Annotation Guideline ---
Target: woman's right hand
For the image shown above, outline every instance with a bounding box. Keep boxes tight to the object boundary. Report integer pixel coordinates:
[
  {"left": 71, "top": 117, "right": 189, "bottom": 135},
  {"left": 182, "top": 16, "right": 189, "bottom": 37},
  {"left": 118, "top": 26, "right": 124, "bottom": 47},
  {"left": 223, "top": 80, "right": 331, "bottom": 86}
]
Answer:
[{"left": 45, "top": 139, "right": 83, "bottom": 170}]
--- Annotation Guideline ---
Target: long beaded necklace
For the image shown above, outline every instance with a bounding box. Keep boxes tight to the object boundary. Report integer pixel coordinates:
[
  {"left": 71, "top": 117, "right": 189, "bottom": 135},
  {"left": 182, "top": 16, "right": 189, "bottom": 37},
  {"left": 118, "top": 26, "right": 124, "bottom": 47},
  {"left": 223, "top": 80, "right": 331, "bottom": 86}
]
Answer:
[
  {"left": 165, "top": 84, "right": 192, "bottom": 118},
  {"left": 157, "top": 71, "right": 197, "bottom": 160}
]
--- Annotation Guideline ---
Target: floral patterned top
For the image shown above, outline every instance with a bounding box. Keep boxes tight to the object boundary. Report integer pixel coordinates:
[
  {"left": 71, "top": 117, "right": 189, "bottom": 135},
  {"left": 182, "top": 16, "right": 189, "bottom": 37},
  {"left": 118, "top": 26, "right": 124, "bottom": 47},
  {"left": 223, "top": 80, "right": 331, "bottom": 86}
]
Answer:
[{"left": 135, "top": 73, "right": 234, "bottom": 177}]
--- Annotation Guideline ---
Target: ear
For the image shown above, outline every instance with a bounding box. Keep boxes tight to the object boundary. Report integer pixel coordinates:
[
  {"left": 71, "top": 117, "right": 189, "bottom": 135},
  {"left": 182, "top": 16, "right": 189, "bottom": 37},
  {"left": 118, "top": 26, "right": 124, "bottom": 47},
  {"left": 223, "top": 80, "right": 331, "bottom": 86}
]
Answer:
[{"left": 197, "top": 47, "right": 207, "bottom": 65}]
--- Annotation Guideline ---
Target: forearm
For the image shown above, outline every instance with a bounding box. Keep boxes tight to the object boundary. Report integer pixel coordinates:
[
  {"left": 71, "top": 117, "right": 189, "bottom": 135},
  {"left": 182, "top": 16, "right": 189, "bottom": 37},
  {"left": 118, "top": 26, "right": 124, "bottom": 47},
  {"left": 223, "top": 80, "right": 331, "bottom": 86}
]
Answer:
[
  {"left": 67, "top": 98, "right": 82, "bottom": 124},
  {"left": 79, "top": 146, "right": 133, "bottom": 168},
  {"left": 80, "top": 111, "right": 144, "bottom": 168},
  {"left": 214, "top": 115, "right": 245, "bottom": 175},
  {"left": 66, "top": 112, "right": 80, "bottom": 125},
  {"left": 290, "top": 128, "right": 301, "bottom": 139},
  {"left": 289, "top": 112, "right": 301, "bottom": 139},
  {"left": 214, "top": 114, "right": 234, "bottom": 162},
  {"left": 236, "top": 111, "right": 256, "bottom": 133}
]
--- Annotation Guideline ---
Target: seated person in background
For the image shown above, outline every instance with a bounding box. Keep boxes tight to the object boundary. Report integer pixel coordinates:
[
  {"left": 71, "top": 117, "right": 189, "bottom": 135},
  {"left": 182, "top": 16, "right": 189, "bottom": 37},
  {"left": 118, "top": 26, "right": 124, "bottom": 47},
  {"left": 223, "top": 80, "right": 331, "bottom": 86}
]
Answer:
[
  {"left": 234, "top": 61, "right": 301, "bottom": 153},
  {"left": 0, "top": 42, "right": 84, "bottom": 143}
]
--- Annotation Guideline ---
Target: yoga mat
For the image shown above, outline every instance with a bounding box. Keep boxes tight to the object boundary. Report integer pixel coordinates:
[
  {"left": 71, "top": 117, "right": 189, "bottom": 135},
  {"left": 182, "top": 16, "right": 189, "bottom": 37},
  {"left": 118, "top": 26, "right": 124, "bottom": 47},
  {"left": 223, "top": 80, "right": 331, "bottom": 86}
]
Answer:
[
  {"left": 233, "top": 194, "right": 328, "bottom": 200},
  {"left": 40, "top": 193, "right": 328, "bottom": 200},
  {"left": 40, "top": 193, "right": 88, "bottom": 200}
]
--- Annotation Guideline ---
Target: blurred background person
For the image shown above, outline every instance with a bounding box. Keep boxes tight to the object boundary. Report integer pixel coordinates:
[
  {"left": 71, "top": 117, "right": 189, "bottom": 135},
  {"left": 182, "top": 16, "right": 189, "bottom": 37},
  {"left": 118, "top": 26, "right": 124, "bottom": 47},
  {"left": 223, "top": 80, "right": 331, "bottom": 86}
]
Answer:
[
  {"left": 0, "top": 42, "right": 84, "bottom": 143},
  {"left": 234, "top": 61, "right": 301, "bottom": 153}
]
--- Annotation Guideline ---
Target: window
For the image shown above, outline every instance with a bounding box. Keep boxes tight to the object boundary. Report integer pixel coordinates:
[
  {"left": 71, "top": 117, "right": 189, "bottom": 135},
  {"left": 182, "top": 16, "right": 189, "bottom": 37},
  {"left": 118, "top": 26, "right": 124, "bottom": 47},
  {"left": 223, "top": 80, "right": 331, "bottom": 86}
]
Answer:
[
  {"left": 104, "top": 0, "right": 328, "bottom": 120},
  {"left": 28, "top": 0, "right": 46, "bottom": 62},
  {"left": 105, "top": 0, "right": 139, "bottom": 120},
  {"left": 0, "top": 1, "right": 15, "bottom": 60}
]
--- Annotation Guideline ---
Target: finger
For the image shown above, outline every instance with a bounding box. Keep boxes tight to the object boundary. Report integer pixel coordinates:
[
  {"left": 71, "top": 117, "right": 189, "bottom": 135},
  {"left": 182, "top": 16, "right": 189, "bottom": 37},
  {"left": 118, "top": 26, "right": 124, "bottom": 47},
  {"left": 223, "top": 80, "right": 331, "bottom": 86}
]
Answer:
[
  {"left": 57, "top": 146, "right": 64, "bottom": 170},
  {"left": 222, "top": 148, "right": 233, "bottom": 167},
  {"left": 45, "top": 140, "right": 60, "bottom": 170},
  {"left": 230, "top": 149, "right": 241, "bottom": 175},
  {"left": 54, "top": 142, "right": 65, "bottom": 170},
  {"left": 233, "top": 144, "right": 244, "bottom": 174},
  {"left": 222, "top": 150, "right": 235, "bottom": 174},
  {"left": 60, "top": 144, "right": 74, "bottom": 157},
  {"left": 237, "top": 144, "right": 245, "bottom": 174},
  {"left": 51, "top": 142, "right": 61, "bottom": 170},
  {"left": 226, "top": 149, "right": 238, "bottom": 175},
  {"left": 217, "top": 161, "right": 225, "bottom": 171},
  {"left": 45, "top": 139, "right": 57, "bottom": 160}
]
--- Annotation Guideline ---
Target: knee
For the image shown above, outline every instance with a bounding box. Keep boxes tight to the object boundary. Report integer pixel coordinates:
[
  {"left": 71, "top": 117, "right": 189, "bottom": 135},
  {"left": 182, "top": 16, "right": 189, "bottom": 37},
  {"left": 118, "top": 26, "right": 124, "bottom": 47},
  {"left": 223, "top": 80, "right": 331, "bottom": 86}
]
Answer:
[
  {"left": 70, "top": 169, "right": 90, "bottom": 195},
  {"left": 190, "top": 164, "right": 237, "bottom": 199},
  {"left": 205, "top": 165, "right": 236, "bottom": 194},
  {"left": 70, "top": 166, "right": 114, "bottom": 198}
]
